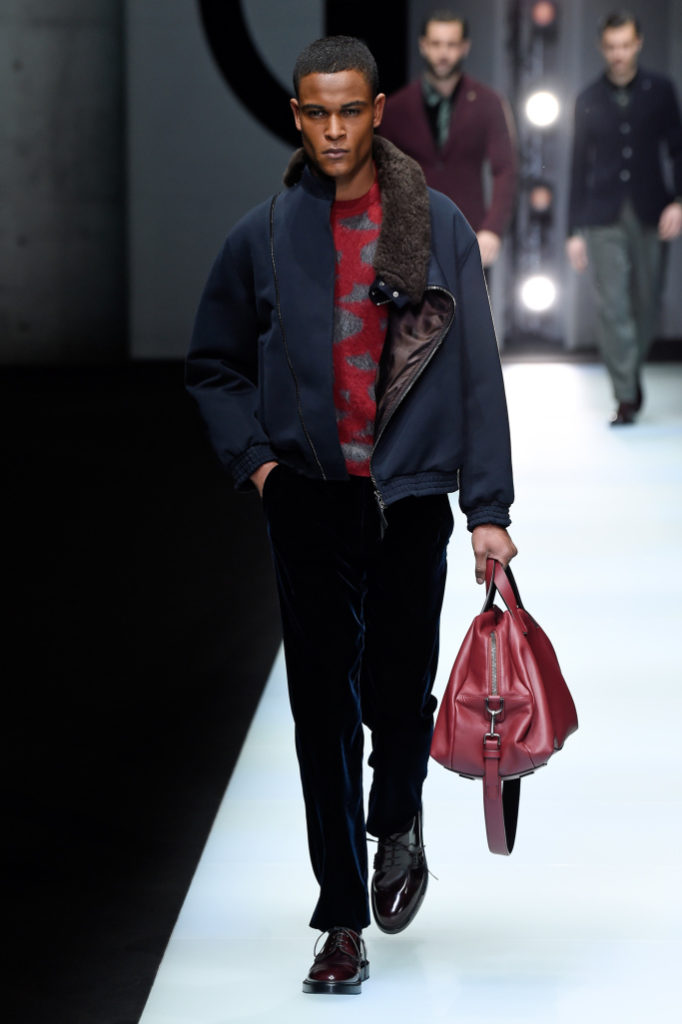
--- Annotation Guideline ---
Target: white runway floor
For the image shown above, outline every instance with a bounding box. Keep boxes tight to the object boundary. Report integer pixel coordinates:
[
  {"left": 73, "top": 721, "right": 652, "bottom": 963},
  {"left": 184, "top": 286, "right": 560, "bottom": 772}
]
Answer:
[{"left": 140, "top": 362, "right": 682, "bottom": 1023}]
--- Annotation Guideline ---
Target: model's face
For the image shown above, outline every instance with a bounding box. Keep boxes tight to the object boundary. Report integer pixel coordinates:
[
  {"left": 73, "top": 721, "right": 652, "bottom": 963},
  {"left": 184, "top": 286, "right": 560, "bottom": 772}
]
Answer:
[
  {"left": 419, "top": 21, "right": 470, "bottom": 80},
  {"left": 290, "top": 70, "right": 385, "bottom": 200},
  {"left": 600, "top": 23, "right": 642, "bottom": 83}
]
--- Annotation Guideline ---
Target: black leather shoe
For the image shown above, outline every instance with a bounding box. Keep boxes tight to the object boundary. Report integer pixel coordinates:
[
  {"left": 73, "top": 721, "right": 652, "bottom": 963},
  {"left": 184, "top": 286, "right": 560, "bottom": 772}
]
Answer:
[
  {"left": 634, "top": 377, "right": 644, "bottom": 412},
  {"left": 302, "top": 927, "right": 369, "bottom": 995},
  {"left": 371, "top": 811, "right": 428, "bottom": 934},
  {"left": 610, "top": 401, "right": 637, "bottom": 426}
]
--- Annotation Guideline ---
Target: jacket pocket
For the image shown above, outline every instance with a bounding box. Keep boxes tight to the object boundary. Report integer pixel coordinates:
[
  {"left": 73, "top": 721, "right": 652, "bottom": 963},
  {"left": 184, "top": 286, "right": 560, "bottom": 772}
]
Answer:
[{"left": 261, "top": 462, "right": 285, "bottom": 507}]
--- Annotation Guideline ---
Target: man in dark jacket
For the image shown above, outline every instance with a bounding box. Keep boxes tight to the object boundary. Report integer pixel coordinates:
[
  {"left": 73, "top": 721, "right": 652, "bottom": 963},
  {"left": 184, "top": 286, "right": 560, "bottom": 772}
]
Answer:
[
  {"left": 379, "top": 10, "right": 517, "bottom": 268},
  {"left": 566, "top": 11, "right": 682, "bottom": 424},
  {"left": 187, "top": 36, "right": 516, "bottom": 995}
]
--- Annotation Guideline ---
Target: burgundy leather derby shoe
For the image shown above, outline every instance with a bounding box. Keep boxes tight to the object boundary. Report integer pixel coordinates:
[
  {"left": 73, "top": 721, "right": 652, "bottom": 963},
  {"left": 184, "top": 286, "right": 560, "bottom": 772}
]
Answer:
[
  {"left": 371, "top": 811, "right": 428, "bottom": 934},
  {"left": 302, "top": 927, "right": 369, "bottom": 995}
]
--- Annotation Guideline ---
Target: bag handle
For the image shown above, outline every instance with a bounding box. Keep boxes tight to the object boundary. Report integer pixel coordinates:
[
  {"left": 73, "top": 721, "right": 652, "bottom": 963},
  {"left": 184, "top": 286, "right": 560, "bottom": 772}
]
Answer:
[{"left": 482, "top": 558, "right": 527, "bottom": 634}]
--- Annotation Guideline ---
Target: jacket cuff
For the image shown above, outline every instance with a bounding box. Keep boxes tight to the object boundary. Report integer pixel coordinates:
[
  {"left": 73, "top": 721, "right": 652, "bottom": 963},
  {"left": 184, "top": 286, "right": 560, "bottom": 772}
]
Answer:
[
  {"left": 478, "top": 218, "right": 505, "bottom": 239},
  {"left": 466, "top": 504, "right": 512, "bottom": 532},
  {"left": 231, "top": 444, "right": 277, "bottom": 490}
]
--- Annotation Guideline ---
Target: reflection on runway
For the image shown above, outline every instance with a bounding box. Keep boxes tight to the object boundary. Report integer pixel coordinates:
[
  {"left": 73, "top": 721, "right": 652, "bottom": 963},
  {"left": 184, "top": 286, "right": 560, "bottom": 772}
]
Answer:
[{"left": 140, "top": 362, "right": 682, "bottom": 1024}]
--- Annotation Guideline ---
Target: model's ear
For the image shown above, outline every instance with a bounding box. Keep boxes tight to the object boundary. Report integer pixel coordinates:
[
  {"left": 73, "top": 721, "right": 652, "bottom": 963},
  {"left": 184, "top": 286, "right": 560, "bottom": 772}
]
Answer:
[
  {"left": 290, "top": 97, "right": 302, "bottom": 131},
  {"left": 373, "top": 93, "right": 386, "bottom": 128}
]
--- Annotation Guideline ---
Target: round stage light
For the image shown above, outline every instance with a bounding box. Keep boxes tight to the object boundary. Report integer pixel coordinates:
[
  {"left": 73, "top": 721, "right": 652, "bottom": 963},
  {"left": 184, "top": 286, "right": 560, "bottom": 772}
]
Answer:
[
  {"left": 520, "top": 274, "right": 557, "bottom": 312},
  {"left": 525, "top": 90, "right": 560, "bottom": 127}
]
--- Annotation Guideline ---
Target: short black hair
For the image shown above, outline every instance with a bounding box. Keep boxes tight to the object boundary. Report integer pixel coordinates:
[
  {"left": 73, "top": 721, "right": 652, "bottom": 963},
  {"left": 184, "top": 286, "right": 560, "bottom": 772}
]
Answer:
[
  {"left": 420, "top": 9, "right": 470, "bottom": 39},
  {"left": 293, "top": 36, "right": 380, "bottom": 98},
  {"left": 599, "top": 10, "right": 642, "bottom": 37}
]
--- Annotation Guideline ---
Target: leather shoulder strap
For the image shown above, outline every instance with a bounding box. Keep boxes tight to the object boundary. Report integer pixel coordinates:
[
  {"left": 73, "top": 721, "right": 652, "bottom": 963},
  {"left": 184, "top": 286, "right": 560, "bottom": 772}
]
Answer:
[{"left": 483, "top": 737, "right": 521, "bottom": 854}]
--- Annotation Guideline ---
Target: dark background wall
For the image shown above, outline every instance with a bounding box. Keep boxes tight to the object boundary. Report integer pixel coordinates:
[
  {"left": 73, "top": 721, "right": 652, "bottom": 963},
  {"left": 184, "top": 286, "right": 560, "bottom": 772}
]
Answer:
[
  {"left": 1, "top": 1, "right": 126, "bottom": 363},
  {"left": 125, "top": 0, "right": 321, "bottom": 360}
]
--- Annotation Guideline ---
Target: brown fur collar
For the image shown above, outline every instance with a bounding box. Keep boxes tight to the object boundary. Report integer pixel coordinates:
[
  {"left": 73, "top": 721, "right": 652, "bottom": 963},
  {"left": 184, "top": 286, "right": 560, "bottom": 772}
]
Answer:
[{"left": 282, "top": 135, "right": 430, "bottom": 304}]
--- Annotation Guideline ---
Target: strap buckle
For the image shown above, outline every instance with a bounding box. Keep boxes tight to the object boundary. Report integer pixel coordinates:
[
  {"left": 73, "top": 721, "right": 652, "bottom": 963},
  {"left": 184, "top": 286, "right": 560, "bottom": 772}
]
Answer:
[{"left": 484, "top": 696, "right": 505, "bottom": 744}]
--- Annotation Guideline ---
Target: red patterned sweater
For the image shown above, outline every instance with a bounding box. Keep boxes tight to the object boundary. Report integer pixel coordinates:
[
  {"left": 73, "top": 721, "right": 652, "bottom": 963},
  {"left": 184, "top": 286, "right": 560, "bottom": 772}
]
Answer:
[{"left": 331, "top": 179, "right": 387, "bottom": 476}]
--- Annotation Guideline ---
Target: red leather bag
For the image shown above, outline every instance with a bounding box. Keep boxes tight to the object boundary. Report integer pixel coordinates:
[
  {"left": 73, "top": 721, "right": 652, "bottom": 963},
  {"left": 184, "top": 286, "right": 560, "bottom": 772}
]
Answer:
[{"left": 430, "top": 559, "right": 578, "bottom": 854}]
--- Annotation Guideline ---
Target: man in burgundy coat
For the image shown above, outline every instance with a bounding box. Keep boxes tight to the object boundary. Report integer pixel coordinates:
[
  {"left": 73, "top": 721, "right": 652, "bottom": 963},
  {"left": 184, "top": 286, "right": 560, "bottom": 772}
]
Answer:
[{"left": 380, "top": 9, "right": 517, "bottom": 268}]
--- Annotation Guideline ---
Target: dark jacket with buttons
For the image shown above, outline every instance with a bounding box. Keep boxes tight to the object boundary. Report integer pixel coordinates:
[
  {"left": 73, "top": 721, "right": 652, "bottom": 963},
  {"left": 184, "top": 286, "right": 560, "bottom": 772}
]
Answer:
[
  {"left": 186, "top": 137, "right": 513, "bottom": 531},
  {"left": 568, "top": 68, "right": 682, "bottom": 234}
]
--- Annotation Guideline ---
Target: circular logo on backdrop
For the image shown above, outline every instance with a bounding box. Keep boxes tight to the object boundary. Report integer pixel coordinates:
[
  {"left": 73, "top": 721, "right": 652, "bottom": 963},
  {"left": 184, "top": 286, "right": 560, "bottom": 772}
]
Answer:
[
  {"left": 197, "top": 1, "right": 408, "bottom": 146},
  {"left": 197, "top": 0, "right": 300, "bottom": 146}
]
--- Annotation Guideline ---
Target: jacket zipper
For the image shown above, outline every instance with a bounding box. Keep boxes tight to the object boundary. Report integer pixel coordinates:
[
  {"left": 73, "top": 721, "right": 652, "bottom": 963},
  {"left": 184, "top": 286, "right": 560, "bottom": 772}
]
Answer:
[{"left": 370, "top": 285, "right": 456, "bottom": 523}]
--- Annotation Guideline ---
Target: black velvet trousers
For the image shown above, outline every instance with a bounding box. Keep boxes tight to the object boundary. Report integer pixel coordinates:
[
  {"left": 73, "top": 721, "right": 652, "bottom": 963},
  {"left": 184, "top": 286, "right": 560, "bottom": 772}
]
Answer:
[{"left": 262, "top": 466, "right": 453, "bottom": 932}]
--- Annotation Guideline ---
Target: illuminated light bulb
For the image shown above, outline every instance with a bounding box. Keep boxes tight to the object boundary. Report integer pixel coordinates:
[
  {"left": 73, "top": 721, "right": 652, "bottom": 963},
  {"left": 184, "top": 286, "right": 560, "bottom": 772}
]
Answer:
[
  {"left": 525, "top": 90, "right": 560, "bottom": 127},
  {"left": 520, "top": 274, "right": 557, "bottom": 312}
]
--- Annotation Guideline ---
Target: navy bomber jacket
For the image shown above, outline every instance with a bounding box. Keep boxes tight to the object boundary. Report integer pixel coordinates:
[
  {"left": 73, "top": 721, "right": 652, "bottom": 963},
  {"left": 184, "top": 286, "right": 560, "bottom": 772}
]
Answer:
[{"left": 186, "top": 136, "right": 513, "bottom": 531}]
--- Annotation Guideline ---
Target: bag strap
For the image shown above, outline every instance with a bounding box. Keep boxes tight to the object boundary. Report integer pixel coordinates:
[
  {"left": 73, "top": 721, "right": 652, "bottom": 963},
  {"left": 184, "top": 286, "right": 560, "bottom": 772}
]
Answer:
[
  {"left": 483, "top": 738, "right": 520, "bottom": 854},
  {"left": 482, "top": 557, "right": 522, "bottom": 853},
  {"left": 482, "top": 558, "right": 527, "bottom": 635}
]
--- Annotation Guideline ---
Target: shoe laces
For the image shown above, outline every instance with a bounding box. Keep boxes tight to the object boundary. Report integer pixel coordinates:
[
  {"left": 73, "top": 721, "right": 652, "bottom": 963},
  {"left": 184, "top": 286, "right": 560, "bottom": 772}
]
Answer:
[
  {"left": 374, "top": 834, "right": 415, "bottom": 870},
  {"left": 369, "top": 835, "right": 438, "bottom": 880},
  {"left": 313, "top": 927, "right": 363, "bottom": 960}
]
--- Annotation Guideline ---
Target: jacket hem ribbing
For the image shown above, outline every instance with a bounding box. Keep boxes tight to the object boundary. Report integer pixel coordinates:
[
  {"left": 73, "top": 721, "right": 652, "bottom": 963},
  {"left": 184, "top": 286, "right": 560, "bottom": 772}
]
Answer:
[
  {"left": 231, "top": 443, "right": 278, "bottom": 489},
  {"left": 465, "top": 504, "right": 512, "bottom": 532}
]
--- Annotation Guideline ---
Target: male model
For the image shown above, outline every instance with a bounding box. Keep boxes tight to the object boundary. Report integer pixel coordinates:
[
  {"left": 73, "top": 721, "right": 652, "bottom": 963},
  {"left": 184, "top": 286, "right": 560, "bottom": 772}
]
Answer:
[{"left": 187, "top": 35, "right": 516, "bottom": 994}]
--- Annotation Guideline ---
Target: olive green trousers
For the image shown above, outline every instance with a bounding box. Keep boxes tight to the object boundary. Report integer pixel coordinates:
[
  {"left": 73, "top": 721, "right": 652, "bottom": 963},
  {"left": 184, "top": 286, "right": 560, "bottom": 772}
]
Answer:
[{"left": 585, "top": 202, "right": 664, "bottom": 404}]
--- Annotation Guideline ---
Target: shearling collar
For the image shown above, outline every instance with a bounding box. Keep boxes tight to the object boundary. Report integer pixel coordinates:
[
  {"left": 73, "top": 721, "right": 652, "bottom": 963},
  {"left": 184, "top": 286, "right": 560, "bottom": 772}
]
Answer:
[{"left": 282, "top": 135, "right": 431, "bottom": 304}]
